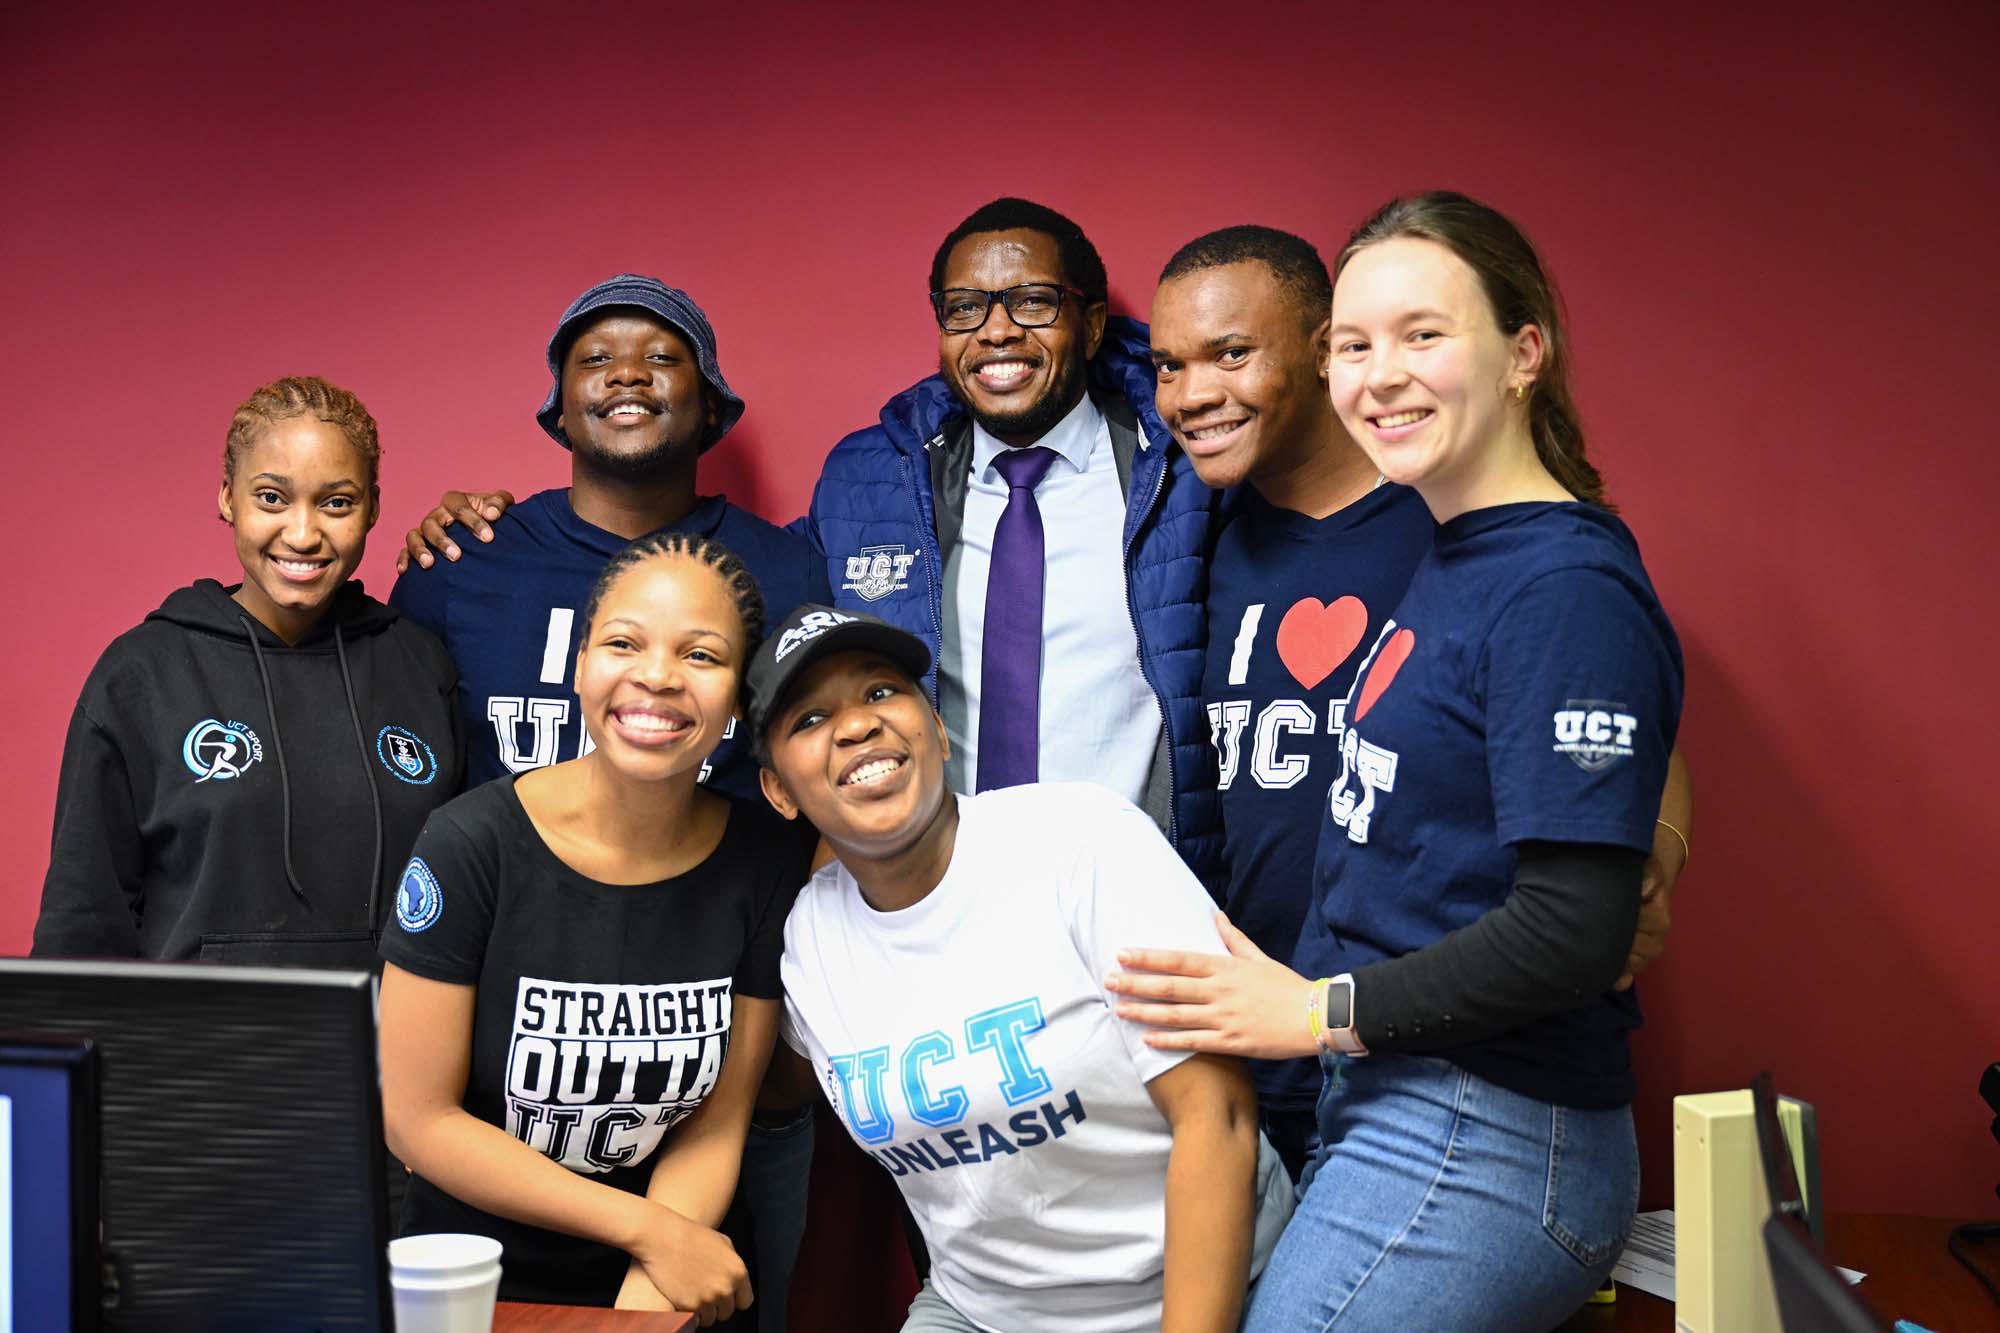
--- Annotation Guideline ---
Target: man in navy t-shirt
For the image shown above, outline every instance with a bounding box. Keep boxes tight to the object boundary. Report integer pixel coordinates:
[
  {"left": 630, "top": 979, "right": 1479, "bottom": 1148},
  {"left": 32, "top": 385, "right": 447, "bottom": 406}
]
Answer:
[
  {"left": 1149, "top": 228, "right": 1434, "bottom": 1175},
  {"left": 387, "top": 274, "right": 824, "bottom": 1330},
  {"left": 1149, "top": 228, "right": 1689, "bottom": 1178},
  {"left": 390, "top": 275, "right": 826, "bottom": 805}
]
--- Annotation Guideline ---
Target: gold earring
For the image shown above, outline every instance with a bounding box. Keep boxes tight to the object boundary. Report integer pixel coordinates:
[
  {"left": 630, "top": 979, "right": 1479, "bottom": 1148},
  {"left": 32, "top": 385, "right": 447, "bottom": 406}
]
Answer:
[{"left": 1512, "top": 382, "right": 1530, "bottom": 403}]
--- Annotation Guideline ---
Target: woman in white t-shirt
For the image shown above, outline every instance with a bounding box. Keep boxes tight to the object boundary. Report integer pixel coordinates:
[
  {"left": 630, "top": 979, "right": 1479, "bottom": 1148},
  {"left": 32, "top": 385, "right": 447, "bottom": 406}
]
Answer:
[{"left": 745, "top": 603, "right": 1292, "bottom": 1333}]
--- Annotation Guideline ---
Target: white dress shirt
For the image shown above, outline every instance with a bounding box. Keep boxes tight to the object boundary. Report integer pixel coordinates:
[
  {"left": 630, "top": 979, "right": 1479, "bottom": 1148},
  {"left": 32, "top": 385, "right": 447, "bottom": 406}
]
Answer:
[{"left": 939, "top": 393, "right": 1161, "bottom": 801}]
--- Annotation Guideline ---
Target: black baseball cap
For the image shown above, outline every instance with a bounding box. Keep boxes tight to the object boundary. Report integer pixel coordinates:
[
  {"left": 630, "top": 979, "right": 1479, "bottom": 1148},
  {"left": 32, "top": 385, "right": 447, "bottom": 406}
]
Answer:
[{"left": 745, "top": 604, "right": 932, "bottom": 742}]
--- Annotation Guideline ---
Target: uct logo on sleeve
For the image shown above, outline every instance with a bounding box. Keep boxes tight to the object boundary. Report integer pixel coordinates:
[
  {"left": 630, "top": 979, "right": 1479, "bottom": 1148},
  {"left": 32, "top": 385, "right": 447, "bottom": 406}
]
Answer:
[
  {"left": 376, "top": 724, "right": 439, "bottom": 785},
  {"left": 841, "top": 544, "right": 917, "bottom": 603},
  {"left": 773, "top": 609, "right": 859, "bottom": 663},
  {"left": 181, "top": 718, "right": 264, "bottom": 783},
  {"left": 1552, "top": 701, "right": 1638, "bottom": 772},
  {"left": 397, "top": 857, "right": 443, "bottom": 932}
]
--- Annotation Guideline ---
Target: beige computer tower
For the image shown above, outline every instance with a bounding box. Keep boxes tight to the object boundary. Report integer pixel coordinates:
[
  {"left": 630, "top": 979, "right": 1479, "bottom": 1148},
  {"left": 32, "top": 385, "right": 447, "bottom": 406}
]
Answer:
[{"left": 1673, "top": 1090, "right": 1781, "bottom": 1333}]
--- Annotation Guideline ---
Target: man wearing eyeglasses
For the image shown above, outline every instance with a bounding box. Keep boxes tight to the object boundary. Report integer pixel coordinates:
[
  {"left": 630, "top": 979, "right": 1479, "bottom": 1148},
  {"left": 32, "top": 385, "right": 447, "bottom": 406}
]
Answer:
[
  {"left": 394, "top": 203, "right": 1224, "bottom": 872},
  {"left": 798, "top": 197, "right": 1222, "bottom": 879}
]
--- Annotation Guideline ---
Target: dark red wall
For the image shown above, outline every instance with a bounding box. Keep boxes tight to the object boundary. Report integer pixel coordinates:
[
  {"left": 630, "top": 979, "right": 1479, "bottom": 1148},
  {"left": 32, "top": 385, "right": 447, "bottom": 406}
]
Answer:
[{"left": 4, "top": 0, "right": 1995, "bottom": 1226}]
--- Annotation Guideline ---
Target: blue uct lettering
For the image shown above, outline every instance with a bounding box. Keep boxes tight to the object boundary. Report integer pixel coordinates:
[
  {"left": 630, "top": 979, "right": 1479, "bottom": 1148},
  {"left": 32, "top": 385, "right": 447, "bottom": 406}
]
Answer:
[
  {"left": 902, "top": 1029, "right": 969, "bottom": 1128},
  {"left": 828, "top": 1047, "right": 895, "bottom": 1144},
  {"left": 977, "top": 1122, "right": 1019, "bottom": 1158},
  {"left": 1008, "top": 1108, "right": 1049, "bottom": 1147},
  {"left": 965, "top": 998, "right": 1054, "bottom": 1107},
  {"left": 1043, "top": 1089, "right": 1087, "bottom": 1138}
]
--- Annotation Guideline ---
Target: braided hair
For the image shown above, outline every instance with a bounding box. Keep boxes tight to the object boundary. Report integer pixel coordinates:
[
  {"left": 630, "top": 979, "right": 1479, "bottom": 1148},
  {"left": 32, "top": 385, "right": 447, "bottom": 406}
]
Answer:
[
  {"left": 224, "top": 375, "right": 381, "bottom": 487},
  {"left": 580, "top": 530, "right": 766, "bottom": 667}
]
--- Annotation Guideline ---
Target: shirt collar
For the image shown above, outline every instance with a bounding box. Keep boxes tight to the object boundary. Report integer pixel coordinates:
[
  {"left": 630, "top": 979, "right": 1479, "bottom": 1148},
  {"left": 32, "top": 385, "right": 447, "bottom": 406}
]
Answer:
[
  {"left": 555, "top": 490, "right": 729, "bottom": 555},
  {"left": 969, "top": 391, "right": 1104, "bottom": 482}
]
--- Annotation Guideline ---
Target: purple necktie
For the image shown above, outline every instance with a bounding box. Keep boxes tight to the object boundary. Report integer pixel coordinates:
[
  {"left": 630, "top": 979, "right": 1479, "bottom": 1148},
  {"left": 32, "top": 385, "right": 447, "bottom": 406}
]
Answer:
[{"left": 977, "top": 446, "right": 1059, "bottom": 791}]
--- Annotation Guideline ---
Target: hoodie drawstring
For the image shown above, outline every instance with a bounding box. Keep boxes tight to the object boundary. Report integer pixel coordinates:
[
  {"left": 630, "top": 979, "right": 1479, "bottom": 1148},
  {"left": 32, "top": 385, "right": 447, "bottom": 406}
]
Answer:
[
  {"left": 242, "top": 616, "right": 314, "bottom": 914},
  {"left": 239, "top": 617, "right": 386, "bottom": 932},
  {"left": 333, "top": 623, "right": 387, "bottom": 936}
]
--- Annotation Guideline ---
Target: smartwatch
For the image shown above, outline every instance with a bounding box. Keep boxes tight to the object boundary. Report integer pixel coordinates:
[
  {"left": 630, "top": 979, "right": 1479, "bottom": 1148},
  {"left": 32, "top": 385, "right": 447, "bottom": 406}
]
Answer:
[{"left": 1317, "top": 974, "right": 1368, "bottom": 1057}]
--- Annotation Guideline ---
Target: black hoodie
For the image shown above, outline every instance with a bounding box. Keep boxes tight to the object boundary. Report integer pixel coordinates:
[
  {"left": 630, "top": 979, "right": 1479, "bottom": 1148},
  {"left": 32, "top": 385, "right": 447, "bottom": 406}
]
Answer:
[{"left": 33, "top": 579, "right": 463, "bottom": 967}]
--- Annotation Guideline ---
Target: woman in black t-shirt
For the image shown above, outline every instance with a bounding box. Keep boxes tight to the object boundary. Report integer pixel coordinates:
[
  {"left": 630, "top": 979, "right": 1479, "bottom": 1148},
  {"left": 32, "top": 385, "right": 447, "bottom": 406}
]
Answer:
[{"left": 380, "top": 532, "right": 811, "bottom": 1323}]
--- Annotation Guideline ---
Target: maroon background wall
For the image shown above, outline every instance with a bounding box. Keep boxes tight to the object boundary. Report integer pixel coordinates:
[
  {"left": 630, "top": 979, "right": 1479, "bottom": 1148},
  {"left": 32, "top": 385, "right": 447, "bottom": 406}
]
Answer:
[{"left": 4, "top": 0, "right": 1995, "bottom": 1245}]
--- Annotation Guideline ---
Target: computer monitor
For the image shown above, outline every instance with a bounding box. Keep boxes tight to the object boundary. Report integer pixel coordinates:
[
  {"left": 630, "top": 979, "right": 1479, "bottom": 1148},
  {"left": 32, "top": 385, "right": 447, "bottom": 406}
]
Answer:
[
  {"left": 1, "top": 1035, "right": 99, "bottom": 1332},
  {"left": 0, "top": 960, "right": 391, "bottom": 1331},
  {"left": 1750, "top": 1071, "right": 1891, "bottom": 1333}
]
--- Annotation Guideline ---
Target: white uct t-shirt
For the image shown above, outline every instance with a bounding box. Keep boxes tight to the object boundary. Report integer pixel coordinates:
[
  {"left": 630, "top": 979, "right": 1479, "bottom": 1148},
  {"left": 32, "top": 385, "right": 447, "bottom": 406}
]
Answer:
[{"left": 780, "top": 783, "right": 1290, "bottom": 1333}]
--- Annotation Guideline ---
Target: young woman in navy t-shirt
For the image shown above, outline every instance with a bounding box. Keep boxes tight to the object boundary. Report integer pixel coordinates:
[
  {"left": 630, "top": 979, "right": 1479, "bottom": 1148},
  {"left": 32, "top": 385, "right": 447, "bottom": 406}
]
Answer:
[{"left": 1109, "top": 191, "right": 1684, "bottom": 1329}]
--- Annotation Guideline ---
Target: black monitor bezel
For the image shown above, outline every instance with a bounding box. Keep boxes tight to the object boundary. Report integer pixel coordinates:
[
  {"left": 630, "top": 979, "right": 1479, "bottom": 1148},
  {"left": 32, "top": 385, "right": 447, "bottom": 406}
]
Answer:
[
  {"left": 0, "top": 960, "right": 390, "bottom": 1331},
  {"left": 1750, "top": 1071, "right": 1892, "bottom": 1333},
  {"left": 0, "top": 1034, "right": 101, "bottom": 1333}
]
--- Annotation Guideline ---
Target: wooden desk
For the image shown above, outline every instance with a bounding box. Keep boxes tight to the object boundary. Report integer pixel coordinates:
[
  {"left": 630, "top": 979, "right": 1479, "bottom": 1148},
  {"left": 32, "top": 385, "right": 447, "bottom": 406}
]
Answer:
[
  {"left": 495, "top": 1302, "right": 692, "bottom": 1331},
  {"left": 1555, "top": 1214, "right": 1999, "bottom": 1331}
]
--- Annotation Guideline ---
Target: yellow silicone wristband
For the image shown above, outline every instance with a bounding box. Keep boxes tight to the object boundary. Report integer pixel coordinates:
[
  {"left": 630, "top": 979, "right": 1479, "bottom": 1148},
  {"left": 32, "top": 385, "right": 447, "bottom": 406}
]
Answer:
[{"left": 1307, "top": 977, "right": 1332, "bottom": 1046}]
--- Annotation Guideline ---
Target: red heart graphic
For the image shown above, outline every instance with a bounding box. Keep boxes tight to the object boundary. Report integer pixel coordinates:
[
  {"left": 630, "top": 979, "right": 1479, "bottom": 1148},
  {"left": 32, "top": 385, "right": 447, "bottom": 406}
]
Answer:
[
  {"left": 1355, "top": 628, "right": 1416, "bottom": 721},
  {"left": 1275, "top": 596, "right": 1368, "bottom": 691}
]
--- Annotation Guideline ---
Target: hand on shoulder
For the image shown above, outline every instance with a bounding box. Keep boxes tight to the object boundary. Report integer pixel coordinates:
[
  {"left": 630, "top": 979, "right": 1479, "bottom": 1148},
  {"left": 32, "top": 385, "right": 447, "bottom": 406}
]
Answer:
[{"left": 396, "top": 488, "right": 515, "bottom": 573}]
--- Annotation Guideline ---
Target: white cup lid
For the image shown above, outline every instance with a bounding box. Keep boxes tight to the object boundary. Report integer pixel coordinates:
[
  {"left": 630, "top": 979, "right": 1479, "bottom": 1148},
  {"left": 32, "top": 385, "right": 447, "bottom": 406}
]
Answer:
[{"left": 388, "top": 1232, "right": 504, "bottom": 1276}]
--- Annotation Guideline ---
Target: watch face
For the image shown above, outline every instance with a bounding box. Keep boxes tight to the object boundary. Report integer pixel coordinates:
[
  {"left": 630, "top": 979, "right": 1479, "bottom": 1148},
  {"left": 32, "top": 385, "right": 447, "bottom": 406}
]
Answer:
[{"left": 1325, "top": 979, "right": 1353, "bottom": 1030}]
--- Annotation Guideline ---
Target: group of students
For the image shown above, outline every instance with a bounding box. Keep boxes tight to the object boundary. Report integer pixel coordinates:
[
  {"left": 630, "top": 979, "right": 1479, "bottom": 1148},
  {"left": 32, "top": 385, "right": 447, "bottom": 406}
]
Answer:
[{"left": 33, "top": 189, "right": 1689, "bottom": 1332}]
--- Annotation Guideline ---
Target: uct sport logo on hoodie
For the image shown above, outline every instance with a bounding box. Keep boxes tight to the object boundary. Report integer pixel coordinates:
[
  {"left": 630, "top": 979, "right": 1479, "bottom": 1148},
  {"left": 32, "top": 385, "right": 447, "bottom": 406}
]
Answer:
[
  {"left": 376, "top": 725, "right": 439, "bottom": 785},
  {"left": 182, "top": 719, "right": 264, "bottom": 783}
]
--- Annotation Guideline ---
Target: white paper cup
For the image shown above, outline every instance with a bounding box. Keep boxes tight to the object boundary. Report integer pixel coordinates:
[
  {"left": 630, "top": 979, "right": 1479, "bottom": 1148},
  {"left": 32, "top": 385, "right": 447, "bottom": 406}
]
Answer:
[{"left": 388, "top": 1233, "right": 503, "bottom": 1333}]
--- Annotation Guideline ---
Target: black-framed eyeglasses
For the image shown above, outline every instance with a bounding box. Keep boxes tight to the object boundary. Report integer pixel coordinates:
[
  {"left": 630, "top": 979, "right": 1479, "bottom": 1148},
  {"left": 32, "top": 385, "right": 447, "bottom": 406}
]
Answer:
[{"left": 929, "top": 283, "right": 1090, "bottom": 333}]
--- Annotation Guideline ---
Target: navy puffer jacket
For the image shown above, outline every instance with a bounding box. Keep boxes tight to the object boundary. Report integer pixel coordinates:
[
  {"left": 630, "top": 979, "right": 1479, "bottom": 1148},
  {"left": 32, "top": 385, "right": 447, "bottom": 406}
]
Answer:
[{"left": 794, "top": 317, "right": 1223, "bottom": 885}]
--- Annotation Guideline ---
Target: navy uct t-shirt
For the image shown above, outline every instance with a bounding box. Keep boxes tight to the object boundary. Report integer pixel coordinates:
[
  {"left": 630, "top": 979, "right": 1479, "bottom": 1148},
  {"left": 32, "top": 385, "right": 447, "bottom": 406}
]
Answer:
[
  {"left": 1201, "top": 481, "right": 1435, "bottom": 1112},
  {"left": 1297, "top": 501, "right": 1683, "bottom": 1110},
  {"left": 390, "top": 490, "right": 828, "bottom": 801}
]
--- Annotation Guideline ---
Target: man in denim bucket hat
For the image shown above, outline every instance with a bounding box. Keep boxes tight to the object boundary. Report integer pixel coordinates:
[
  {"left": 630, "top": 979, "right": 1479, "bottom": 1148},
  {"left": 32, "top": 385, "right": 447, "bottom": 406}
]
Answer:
[
  {"left": 390, "top": 275, "right": 825, "bottom": 1326},
  {"left": 533, "top": 274, "right": 746, "bottom": 453}
]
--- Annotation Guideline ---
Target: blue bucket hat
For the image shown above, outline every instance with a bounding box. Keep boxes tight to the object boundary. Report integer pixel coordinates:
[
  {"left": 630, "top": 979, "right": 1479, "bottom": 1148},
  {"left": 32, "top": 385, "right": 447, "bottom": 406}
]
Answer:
[{"left": 535, "top": 274, "right": 745, "bottom": 452}]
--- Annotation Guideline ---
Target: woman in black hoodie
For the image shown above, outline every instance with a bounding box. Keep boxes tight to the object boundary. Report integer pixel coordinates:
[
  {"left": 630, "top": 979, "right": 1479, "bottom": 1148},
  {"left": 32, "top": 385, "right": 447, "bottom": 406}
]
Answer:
[{"left": 33, "top": 375, "right": 463, "bottom": 969}]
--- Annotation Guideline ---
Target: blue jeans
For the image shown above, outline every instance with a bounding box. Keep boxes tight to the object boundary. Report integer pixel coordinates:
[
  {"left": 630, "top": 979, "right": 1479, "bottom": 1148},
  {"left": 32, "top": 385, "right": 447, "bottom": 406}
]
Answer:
[
  {"left": 1244, "top": 1052, "right": 1637, "bottom": 1332},
  {"left": 718, "top": 1105, "right": 815, "bottom": 1333}
]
